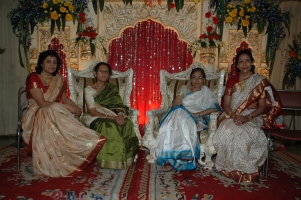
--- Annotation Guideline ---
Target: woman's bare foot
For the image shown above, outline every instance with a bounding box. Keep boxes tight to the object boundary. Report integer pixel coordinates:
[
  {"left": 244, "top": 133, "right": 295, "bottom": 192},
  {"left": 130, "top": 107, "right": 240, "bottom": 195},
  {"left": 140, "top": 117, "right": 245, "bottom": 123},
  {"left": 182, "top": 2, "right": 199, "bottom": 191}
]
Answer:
[{"left": 161, "top": 162, "right": 173, "bottom": 172}]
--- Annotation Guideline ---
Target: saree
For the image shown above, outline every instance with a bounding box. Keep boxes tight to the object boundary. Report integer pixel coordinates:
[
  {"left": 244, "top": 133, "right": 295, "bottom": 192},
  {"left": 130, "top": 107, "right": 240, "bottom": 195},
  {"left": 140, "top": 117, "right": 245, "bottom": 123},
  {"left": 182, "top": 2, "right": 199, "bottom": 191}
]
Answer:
[
  {"left": 22, "top": 73, "right": 106, "bottom": 177},
  {"left": 156, "top": 85, "right": 220, "bottom": 171},
  {"left": 83, "top": 83, "right": 139, "bottom": 169},
  {"left": 213, "top": 73, "right": 282, "bottom": 182}
]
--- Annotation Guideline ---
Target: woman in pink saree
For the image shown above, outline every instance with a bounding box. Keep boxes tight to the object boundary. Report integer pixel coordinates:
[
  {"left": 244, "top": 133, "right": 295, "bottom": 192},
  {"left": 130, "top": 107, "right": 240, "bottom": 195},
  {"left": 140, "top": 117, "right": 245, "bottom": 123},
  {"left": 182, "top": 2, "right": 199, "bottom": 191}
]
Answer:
[
  {"left": 213, "top": 49, "right": 281, "bottom": 183},
  {"left": 21, "top": 50, "right": 106, "bottom": 177}
]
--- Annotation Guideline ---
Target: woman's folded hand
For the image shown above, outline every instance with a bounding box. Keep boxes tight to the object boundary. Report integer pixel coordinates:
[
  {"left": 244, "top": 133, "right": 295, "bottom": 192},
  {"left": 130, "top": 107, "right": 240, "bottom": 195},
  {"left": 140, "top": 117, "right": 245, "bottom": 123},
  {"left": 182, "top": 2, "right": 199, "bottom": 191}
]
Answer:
[
  {"left": 113, "top": 114, "right": 126, "bottom": 125},
  {"left": 64, "top": 104, "right": 82, "bottom": 118}
]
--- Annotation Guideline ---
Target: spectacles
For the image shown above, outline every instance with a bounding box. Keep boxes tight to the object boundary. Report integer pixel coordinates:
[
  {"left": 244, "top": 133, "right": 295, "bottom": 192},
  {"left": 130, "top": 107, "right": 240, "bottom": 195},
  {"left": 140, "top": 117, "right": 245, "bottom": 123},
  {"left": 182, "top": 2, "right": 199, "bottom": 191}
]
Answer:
[
  {"left": 192, "top": 76, "right": 203, "bottom": 80},
  {"left": 97, "top": 70, "right": 109, "bottom": 74}
]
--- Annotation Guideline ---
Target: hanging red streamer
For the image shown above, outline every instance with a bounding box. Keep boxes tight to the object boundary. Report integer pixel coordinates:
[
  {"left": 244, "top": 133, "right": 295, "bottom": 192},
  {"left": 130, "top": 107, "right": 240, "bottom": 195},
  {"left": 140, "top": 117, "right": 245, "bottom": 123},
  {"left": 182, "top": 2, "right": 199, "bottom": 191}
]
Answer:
[{"left": 108, "top": 19, "right": 193, "bottom": 125}]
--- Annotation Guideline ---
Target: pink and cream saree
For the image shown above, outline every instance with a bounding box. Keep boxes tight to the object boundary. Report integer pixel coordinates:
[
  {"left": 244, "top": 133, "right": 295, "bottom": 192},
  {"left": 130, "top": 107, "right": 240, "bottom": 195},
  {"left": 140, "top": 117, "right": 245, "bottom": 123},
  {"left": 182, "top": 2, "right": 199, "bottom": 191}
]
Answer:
[{"left": 22, "top": 73, "right": 106, "bottom": 177}]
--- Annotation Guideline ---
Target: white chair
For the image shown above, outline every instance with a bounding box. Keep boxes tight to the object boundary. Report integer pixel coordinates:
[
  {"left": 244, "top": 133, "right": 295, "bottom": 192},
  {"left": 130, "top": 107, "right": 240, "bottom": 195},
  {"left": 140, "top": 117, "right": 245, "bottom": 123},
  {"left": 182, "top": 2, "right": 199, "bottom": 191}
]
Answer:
[
  {"left": 67, "top": 63, "right": 142, "bottom": 145},
  {"left": 142, "top": 62, "right": 225, "bottom": 170}
]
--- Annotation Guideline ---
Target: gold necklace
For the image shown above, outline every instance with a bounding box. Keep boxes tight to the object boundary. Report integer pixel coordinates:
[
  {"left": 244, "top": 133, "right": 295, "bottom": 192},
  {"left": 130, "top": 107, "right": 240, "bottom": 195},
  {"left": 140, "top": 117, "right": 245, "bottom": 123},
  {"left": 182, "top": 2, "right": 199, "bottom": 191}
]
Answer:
[
  {"left": 238, "top": 73, "right": 252, "bottom": 92},
  {"left": 40, "top": 73, "right": 52, "bottom": 84},
  {"left": 239, "top": 72, "right": 252, "bottom": 79},
  {"left": 239, "top": 79, "right": 247, "bottom": 92},
  {"left": 41, "top": 72, "right": 52, "bottom": 78}
]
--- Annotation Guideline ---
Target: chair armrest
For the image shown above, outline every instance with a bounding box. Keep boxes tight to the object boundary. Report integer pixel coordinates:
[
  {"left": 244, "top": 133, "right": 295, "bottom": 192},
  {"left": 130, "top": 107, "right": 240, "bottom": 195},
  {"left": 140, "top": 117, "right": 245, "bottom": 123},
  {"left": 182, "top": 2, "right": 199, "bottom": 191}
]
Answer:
[
  {"left": 207, "top": 111, "right": 219, "bottom": 134},
  {"left": 128, "top": 108, "right": 142, "bottom": 144},
  {"left": 144, "top": 107, "right": 169, "bottom": 139}
]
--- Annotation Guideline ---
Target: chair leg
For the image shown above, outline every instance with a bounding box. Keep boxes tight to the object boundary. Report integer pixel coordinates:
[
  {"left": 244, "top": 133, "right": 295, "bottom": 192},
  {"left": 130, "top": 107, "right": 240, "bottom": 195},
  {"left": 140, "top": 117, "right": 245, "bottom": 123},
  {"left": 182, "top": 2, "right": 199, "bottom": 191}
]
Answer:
[
  {"left": 261, "top": 130, "right": 271, "bottom": 179},
  {"left": 17, "top": 129, "right": 20, "bottom": 172}
]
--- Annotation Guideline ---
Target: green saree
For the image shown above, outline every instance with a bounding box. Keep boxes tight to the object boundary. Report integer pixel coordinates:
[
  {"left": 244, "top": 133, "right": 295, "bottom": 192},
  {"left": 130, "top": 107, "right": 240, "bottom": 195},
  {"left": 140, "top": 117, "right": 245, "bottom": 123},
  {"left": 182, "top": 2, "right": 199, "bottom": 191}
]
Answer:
[{"left": 88, "top": 83, "right": 139, "bottom": 169}]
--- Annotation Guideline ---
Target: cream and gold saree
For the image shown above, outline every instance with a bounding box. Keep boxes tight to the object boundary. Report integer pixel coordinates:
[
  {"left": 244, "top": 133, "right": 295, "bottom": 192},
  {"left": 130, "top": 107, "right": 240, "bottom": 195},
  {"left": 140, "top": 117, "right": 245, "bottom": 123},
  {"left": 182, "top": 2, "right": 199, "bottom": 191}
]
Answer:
[{"left": 22, "top": 73, "right": 106, "bottom": 177}]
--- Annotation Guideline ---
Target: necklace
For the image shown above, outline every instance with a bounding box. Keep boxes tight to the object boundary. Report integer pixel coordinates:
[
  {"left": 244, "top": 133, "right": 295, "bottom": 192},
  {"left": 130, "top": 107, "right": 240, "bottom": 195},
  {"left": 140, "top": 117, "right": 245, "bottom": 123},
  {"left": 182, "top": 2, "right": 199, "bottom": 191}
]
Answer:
[
  {"left": 40, "top": 73, "right": 52, "bottom": 84},
  {"left": 239, "top": 72, "right": 251, "bottom": 79},
  {"left": 41, "top": 72, "right": 52, "bottom": 79}
]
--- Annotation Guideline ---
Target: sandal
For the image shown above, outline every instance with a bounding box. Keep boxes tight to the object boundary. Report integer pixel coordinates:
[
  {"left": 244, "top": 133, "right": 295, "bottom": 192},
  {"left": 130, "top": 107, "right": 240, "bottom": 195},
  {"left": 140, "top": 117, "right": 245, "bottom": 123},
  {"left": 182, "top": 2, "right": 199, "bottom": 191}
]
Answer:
[{"left": 161, "top": 163, "right": 173, "bottom": 172}]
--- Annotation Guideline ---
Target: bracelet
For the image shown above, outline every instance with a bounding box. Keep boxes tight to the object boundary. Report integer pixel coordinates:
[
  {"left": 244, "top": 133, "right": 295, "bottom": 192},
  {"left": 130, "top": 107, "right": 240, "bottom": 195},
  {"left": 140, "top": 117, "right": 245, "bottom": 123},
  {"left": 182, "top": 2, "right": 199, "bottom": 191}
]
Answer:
[
  {"left": 105, "top": 114, "right": 107, "bottom": 118},
  {"left": 249, "top": 113, "right": 253, "bottom": 120}
]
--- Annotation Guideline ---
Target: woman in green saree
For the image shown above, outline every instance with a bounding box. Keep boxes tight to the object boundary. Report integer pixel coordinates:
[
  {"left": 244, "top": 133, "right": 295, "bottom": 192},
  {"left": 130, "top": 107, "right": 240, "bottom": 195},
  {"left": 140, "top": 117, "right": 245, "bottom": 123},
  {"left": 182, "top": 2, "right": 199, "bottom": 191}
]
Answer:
[{"left": 82, "top": 62, "right": 139, "bottom": 169}]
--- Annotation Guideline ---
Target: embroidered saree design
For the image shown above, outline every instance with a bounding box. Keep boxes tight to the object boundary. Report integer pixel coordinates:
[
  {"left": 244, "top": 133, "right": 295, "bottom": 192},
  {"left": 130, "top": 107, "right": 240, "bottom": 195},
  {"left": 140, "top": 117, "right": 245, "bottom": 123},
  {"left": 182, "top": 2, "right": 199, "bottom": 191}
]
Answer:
[
  {"left": 22, "top": 73, "right": 106, "bottom": 177},
  {"left": 213, "top": 73, "right": 282, "bottom": 183}
]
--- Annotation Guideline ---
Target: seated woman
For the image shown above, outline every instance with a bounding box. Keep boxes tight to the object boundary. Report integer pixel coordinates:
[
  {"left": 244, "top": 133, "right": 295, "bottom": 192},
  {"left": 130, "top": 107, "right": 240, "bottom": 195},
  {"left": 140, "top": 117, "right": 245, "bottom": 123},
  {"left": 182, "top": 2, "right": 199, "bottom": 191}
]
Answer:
[
  {"left": 213, "top": 49, "right": 281, "bottom": 183},
  {"left": 156, "top": 68, "right": 221, "bottom": 172},
  {"left": 21, "top": 50, "right": 106, "bottom": 177},
  {"left": 82, "top": 62, "right": 139, "bottom": 169}
]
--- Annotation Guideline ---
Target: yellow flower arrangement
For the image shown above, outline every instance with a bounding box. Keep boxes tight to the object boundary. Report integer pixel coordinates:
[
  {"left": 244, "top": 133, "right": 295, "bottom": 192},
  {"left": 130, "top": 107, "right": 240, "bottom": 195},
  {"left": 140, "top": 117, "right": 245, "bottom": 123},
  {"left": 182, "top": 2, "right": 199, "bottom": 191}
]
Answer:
[
  {"left": 42, "top": 0, "right": 82, "bottom": 35},
  {"left": 225, "top": 0, "right": 256, "bottom": 37}
]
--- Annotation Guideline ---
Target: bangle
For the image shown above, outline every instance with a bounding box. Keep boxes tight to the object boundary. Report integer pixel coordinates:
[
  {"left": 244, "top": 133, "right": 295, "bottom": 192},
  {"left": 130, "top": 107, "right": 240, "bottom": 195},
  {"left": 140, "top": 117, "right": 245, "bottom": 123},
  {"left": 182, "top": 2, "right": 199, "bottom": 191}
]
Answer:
[
  {"left": 249, "top": 113, "right": 253, "bottom": 119},
  {"left": 105, "top": 114, "right": 107, "bottom": 118}
]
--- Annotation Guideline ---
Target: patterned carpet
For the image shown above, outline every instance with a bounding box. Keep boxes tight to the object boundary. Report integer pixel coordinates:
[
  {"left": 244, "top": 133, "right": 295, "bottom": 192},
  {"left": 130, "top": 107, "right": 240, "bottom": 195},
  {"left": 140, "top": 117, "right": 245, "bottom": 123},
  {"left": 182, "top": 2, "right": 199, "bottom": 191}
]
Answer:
[{"left": 0, "top": 145, "right": 301, "bottom": 200}]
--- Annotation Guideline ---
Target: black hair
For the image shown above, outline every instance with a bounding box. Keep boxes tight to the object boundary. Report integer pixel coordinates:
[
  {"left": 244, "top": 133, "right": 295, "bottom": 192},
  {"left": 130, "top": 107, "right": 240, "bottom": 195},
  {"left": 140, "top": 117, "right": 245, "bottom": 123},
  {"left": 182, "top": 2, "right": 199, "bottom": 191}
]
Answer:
[
  {"left": 190, "top": 67, "right": 206, "bottom": 79},
  {"left": 93, "top": 62, "right": 112, "bottom": 75},
  {"left": 93, "top": 62, "right": 112, "bottom": 82},
  {"left": 35, "top": 50, "right": 61, "bottom": 75},
  {"left": 235, "top": 49, "right": 255, "bottom": 73}
]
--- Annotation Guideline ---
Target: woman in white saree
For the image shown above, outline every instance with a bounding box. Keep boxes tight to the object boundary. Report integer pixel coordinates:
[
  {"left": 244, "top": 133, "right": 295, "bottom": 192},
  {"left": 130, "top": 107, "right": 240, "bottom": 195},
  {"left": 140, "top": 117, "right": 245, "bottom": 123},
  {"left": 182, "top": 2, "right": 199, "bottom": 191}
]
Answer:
[
  {"left": 213, "top": 49, "right": 282, "bottom": 183},
  {"left": 156, "top": 68, "right": 220, "bottom": 172}
]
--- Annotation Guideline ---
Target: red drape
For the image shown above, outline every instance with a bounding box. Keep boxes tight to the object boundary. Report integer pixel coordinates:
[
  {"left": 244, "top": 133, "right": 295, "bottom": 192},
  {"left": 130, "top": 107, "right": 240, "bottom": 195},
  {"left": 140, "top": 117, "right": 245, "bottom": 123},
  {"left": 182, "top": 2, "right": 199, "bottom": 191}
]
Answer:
[
  {"left": 48, "top": 37, "right": 69, "bottom": 97},
  {"left": 108, "top": 19, "right": 193, "bottom": 125}
]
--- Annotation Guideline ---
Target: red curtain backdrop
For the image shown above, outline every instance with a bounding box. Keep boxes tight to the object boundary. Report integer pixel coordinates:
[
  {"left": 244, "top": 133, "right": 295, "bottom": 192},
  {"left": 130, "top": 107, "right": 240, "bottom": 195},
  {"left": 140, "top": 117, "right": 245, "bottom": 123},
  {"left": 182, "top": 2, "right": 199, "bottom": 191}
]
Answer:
[
  {"left": 48, "top": 37, "right": 70, "bottom": 97},
  {"left": 108, "top": 19, "right": 193, "bottom": 125}
]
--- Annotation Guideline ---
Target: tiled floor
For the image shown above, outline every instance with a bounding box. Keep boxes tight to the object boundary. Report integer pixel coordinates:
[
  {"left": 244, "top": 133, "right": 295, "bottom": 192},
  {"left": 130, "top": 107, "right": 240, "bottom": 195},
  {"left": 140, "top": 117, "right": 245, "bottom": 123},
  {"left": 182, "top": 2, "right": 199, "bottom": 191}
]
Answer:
[{"left": 0, "top": 136, "right": 300, "bottom": 161}]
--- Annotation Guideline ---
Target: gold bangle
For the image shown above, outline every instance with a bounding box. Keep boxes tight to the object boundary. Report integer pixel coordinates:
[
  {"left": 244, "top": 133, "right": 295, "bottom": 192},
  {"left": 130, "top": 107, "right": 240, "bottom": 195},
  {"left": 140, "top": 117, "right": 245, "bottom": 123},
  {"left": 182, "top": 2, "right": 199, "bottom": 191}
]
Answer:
[{"left": 249, "top": 113, "right": 253, "bottom": 119}]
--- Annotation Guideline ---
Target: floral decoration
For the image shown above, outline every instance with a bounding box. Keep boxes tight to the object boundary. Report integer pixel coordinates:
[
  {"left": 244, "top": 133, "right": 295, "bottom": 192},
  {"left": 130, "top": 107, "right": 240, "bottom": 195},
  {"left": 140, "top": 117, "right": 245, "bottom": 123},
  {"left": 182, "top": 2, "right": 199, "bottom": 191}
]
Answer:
[
  {"left": 252, "top": 0, "right": 291, "bottom": 76},
  {"left": 8, "top": 0, "right": 47, "bottom": 69},
  {"left": 224, "top": 0, "right": 257, "bottom": 37},
  {"left": 283, "top": 32, "right": 301, "bottom": 89},
  {"left": 209, "top": 0, "right": 291, "bottom": 77},
  {"left": 74, "top": 25, "right": 107, "bottom": 57},
  {"left": 8, "top": 0, "right": 88, "bottom": 71},
  {"left": 42, "top": 0, "right": 88, "bottom": 35},
  {"left": 190, "top": 11, "right": 224, "bottom": 57}
]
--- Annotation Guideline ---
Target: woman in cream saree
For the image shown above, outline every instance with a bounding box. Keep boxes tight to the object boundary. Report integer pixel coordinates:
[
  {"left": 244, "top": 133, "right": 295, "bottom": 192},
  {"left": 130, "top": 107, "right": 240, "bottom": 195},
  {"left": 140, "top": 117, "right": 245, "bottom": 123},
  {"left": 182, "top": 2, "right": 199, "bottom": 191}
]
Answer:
[
  {"left": 22, "top": 50, "right": 106, "bottom": 177},
  {"left": 213, "top": 49, "right": 281, "bottom": 183}
]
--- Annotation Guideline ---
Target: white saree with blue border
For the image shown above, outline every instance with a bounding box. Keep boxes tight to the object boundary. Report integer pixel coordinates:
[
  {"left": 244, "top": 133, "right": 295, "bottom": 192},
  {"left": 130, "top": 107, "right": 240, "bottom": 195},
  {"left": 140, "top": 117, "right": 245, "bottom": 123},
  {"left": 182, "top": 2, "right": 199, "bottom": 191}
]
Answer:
[{"left": 156, "top": 85, "right": 220, "bottom": 171}]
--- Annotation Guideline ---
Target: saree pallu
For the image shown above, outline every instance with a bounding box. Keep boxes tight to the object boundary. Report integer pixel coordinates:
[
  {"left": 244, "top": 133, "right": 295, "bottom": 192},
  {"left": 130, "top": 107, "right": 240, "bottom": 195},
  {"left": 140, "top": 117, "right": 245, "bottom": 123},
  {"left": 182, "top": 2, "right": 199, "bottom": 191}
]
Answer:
[
  {"left": 22, "top": 75, "right": 106, "bottom": 177},
  {"left": 85, "top": 84, "right": 139, "bottom": 169},
  {"left": 156, "top": 86, "right": 220, "bottom": 171},
  {"left": 213, "top": 74, "right": 281, "bottom": 183}
]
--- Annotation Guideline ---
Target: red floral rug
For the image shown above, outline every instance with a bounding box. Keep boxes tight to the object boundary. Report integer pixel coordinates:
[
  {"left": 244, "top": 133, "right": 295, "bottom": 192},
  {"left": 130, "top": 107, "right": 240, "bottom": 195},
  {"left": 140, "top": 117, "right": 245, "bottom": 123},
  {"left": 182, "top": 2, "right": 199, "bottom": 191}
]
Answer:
[{"left": 0, "top": 145, "right": 301, "bottom": 200}]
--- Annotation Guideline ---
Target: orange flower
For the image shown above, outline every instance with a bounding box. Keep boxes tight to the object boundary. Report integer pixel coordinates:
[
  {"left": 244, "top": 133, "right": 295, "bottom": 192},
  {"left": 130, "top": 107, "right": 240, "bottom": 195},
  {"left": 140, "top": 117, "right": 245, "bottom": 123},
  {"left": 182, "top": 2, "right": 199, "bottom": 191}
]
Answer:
[
  {"left": 65, "top": 13, "right": 72, "bottom": 21},
  {"left": 51, "top": 11, "right": 59, "bottom": 20},
  {"left": 242, "top": 19, "right": 249, "bottom": 27},
  {"left": 289, "top": 51, "right": 296, "bottom": 58}
]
